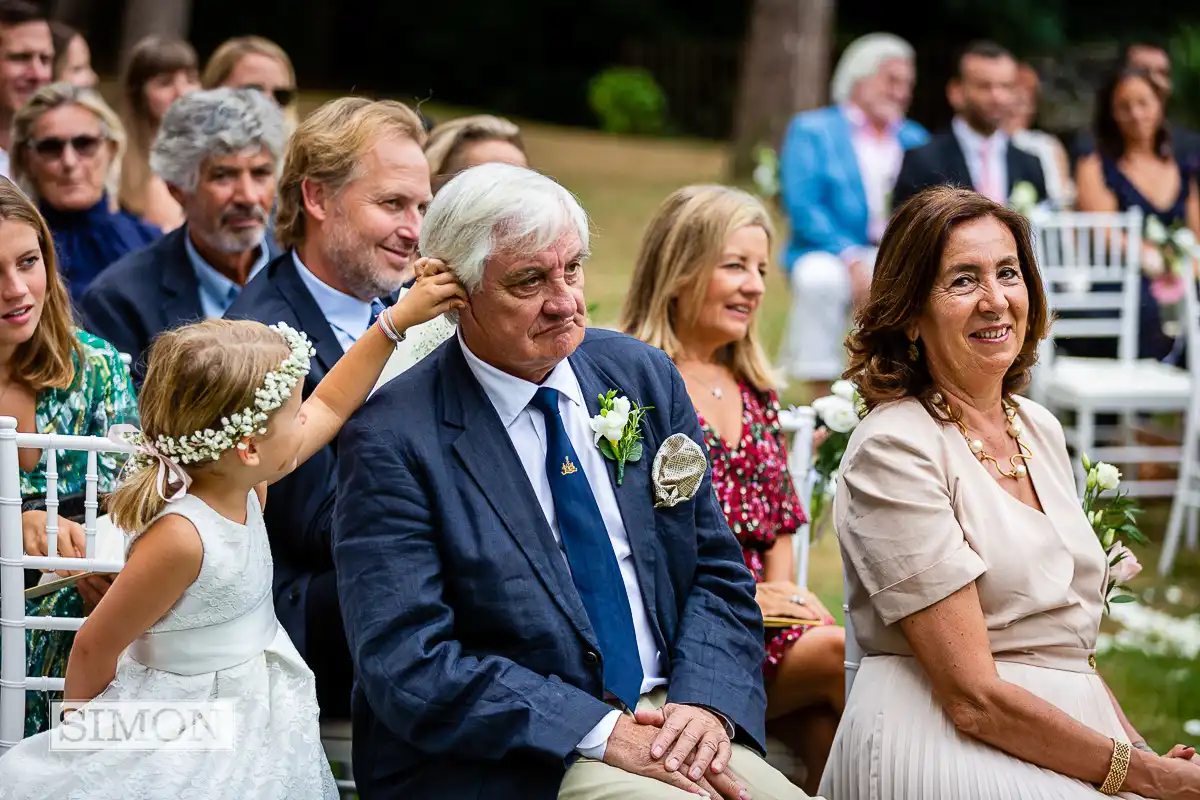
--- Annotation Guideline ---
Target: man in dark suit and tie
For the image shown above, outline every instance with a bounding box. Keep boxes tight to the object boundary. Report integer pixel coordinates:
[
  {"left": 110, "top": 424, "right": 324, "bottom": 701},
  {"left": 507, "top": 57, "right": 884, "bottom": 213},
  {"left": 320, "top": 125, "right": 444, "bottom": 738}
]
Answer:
[
  {"left": 892, "top": 41, "right": 1048, "bottom": 209},
  {"left": 79, "top": 88, "right": 284, "bottom": 385},
  {"left": 334, "top": 163, "right": 813, "bottom": 799},
  {"left": 224, "top": 96, "right": 432, "bottom": 719}
]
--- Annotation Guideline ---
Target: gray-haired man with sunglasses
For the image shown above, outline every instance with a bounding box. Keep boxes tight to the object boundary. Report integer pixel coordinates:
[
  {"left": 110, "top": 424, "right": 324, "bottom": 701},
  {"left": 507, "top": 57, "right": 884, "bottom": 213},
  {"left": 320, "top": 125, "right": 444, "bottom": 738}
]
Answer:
[
  {"left": 80, "top": 88, "right": 286, "bottom": 385},
  {"left": 0, "top": 0, "right": 52, "bottom": 179}
]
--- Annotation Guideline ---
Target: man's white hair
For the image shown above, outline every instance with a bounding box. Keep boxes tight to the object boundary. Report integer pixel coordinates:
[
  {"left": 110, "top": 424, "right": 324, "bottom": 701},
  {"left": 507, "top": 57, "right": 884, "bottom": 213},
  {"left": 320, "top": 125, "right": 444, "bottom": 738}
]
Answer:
[
  {"left": 829, "top": 32, "right": 916, "bottom": 105},
  {"left": 419, "top": 163, "right": 590, "bottom": 293}
]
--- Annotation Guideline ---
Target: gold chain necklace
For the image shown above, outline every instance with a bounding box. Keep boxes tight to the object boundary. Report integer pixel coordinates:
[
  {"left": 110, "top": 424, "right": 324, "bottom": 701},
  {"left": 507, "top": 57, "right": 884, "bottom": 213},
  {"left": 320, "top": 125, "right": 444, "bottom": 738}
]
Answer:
[{"left": 932, "top": 392, "right": 1033, "bottom": 480}]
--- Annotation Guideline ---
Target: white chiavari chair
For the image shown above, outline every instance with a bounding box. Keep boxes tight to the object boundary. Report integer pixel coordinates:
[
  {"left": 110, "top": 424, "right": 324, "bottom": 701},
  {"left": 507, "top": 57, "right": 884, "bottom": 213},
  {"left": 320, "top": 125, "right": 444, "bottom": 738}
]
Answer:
[
  {"left": 1160, "top": 259, "right": 1200, "bottom": 575},
  {"left": 320, "top": 719, "right": 356, "bottom": 797},
  {"left": 1030, "top": 207, "right": 1193, "bottom": 497},
  {"left": 778, "top": 406, "right": 815, "bottom": 588},
  {"left": 0, "top": 417, "right": 131, "bottom": 753}
]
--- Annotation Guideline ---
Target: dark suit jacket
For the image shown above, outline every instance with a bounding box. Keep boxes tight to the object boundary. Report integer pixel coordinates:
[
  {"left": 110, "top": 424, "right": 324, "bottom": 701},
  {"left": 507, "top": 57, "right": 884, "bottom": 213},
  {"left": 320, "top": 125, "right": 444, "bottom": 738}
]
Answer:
[
  {"left": 333, "top": 329, "right": 767, "bottom": 800},
  {"left": 223, "top": 252, "right": 345, "bottom": 656},
  {"left": 892, "top": 129, "right": 1049, "bottom": 209},
  {"left": 78, "top": 226, "right": 281, "bottom": 386}
]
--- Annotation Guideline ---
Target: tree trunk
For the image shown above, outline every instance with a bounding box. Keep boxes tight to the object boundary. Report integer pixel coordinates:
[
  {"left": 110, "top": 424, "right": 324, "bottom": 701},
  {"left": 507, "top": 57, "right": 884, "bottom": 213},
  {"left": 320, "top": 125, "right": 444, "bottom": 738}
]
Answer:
[
  {"left": 118, "top": 0, "right": 192, "bottom": 70},
  {"left": 730, "top": 0, "right": 836, "bottom": 180}
]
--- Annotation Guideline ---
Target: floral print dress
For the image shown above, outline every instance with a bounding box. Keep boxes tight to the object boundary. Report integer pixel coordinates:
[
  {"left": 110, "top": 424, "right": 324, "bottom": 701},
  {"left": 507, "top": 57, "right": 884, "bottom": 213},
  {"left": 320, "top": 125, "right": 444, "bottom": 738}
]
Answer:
[
  {"left": 698, "top": 382, "right": 835, "bottom": 682},
  {"left": 12, "top": 330, "right": 137, "bottom": 736}
]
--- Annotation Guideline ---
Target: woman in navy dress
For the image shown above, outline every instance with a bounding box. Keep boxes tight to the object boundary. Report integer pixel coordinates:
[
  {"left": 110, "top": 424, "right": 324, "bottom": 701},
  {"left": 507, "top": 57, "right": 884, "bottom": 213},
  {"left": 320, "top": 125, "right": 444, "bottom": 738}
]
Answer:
[
  {"left": 1076, "top": 66, "right": 1200, "bottom": 362},
  {"left": 10, "top": 82, "right": 160, "bottom": 304}
]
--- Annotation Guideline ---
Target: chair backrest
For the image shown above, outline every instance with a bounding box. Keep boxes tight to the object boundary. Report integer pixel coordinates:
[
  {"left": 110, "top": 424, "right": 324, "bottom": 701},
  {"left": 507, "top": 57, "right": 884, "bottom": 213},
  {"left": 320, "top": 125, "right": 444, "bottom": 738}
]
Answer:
[
  {"left": 777, "top": 406, "right": 815, "bottom": 589},
  {"left": 0, "top": 417, "right": 131, "bottom": 752},
  {"left": 842, "top": 557, "right": 861, "bottom": 701},
  {"left": 1031, "top": 207, "right": 1144, "bottom": 363}
]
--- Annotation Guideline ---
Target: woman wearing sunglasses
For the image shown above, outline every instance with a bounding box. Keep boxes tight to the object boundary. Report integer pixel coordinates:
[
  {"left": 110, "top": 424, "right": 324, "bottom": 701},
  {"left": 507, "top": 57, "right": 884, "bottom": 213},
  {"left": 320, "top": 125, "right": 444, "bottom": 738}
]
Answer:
[
  {"left": 202, "top": 36, "right": 299, "bottom": 134},
  {"left": 11, "top": 83, "right": 160, "bottom": 303},
  {"left": 119, "top": 36, "right": 201, "bottom": 232}
]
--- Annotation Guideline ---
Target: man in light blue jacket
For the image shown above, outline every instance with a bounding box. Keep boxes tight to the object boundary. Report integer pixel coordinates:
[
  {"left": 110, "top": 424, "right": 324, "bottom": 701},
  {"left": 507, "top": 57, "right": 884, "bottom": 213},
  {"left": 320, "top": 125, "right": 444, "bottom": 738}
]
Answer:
[{"left": 778, "top": 33, "right": 928, "bottom": 396}]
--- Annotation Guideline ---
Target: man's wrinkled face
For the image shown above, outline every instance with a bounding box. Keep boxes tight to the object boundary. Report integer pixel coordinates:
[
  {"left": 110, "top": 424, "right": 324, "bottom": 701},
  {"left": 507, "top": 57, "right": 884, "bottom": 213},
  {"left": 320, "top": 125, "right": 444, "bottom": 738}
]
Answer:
[{"left": 458, "top": 232, "right": 587, "bottom": 383}]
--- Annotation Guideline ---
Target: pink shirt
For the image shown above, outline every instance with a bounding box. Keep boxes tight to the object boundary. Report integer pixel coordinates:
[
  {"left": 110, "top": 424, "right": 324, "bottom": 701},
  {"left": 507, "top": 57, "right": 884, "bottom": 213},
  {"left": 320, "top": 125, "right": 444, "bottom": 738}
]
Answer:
[{"left": 843, "top": 104, "right": 905, "bottom": 245}]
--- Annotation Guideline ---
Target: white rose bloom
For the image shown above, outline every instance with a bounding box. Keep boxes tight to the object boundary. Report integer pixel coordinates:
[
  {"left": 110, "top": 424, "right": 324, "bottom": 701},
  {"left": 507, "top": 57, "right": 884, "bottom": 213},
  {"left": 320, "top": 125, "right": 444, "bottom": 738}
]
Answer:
[
  {"left": 591, "top": 409, "right": 628, "bottom": 446},
  {"left": 814, "top": 395, "right": 859, "bottom": 433},
  {"left": 1009, "top": 181, "right": 1037, "bottom": 211},
  {"left": 1095, "top": 462, "right": 1121, "bottom": 491},
  {"left": 1172, "top": 227, "right": 1198, "bottom": 252},
  {"left": 1145, "top": 215, "right": 1169, "bottom": 244},
  {"left": 1108, "top": 542, "right": 1143, "bottom": 585},
  {"left": 831, "top": 380, "right": 857, "bottom": 401}
]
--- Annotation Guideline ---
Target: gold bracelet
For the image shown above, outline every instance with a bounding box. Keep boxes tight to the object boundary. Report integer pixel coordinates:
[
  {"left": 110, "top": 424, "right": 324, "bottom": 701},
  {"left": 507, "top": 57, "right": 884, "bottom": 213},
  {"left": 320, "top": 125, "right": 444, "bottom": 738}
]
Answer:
[{"left": 1099, "top": 738, "right": 1132, "bottom": 795}]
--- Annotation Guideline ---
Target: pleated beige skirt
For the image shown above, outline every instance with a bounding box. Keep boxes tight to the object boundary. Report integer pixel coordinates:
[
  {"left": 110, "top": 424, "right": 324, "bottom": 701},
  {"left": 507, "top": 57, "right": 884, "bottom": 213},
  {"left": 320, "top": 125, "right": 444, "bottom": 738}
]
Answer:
[{"left": 818, "top": 655, "right": 1146, "bottom": 800}]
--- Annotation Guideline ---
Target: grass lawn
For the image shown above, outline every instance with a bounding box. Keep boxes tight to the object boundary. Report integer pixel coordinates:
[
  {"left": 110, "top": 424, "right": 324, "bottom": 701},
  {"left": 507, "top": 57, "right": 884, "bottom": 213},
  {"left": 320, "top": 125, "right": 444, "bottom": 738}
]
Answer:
[{"left": 334, "top": 96, "right": 1200, "bottom": 755}]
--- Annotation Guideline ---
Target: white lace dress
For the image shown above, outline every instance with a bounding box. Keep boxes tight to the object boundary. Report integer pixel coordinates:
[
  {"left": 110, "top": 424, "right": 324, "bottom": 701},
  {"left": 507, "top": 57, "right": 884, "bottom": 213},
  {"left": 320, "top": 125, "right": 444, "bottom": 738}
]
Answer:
[{"left": 0, "top": 492, "right": 338, "bottom": 799}]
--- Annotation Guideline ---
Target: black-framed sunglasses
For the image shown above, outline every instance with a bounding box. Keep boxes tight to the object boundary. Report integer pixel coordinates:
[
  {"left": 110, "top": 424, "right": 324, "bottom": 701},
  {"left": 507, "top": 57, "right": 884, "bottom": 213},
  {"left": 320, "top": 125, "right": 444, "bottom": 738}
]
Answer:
[
  {"left": 26, "top": 135, "right": 104, "bottom": 160},
  {"left": 242, "top": 84, "right": 296, "bottom": 108}
]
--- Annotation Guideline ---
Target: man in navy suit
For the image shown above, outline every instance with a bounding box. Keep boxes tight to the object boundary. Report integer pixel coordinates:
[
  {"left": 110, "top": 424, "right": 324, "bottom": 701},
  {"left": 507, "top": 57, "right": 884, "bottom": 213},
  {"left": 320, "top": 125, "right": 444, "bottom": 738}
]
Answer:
[
  {"left": 892, "top": 41, "right": 1048, "bottom": 209},
  {"left": 79, "top": 88, "right": 284, "bottom": 385},
  {"left": 225, "top": 96, "right": 432, "bottom": 719},
  {"left": 334, "top": 164, "right": 812, "bottom": 800}
]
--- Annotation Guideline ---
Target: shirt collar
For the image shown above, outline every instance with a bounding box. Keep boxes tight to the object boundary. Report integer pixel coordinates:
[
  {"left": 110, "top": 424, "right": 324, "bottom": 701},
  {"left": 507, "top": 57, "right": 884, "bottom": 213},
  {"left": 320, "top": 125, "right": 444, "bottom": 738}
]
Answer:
[
  {"left": 952, "top": 116, "right": 1008, "bottom": 152},
  {"left": 185, "top": 229, "right": 268, "bottom": 302},
  {"left": 457, "top": 329, "right": 584, "bottom": 428},
  {"left": 291, "top": 250, "right": 373, "bottom": 336},
  {"left": 842, "top": 103, "right": 901, "bottom": 138}
]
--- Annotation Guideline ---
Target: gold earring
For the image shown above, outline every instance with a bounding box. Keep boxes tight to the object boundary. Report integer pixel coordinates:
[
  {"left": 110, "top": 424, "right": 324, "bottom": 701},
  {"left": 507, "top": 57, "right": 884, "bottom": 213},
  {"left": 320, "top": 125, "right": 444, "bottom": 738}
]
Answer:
[{"left": 908, "top": 340, "right": 919, "bottom": 362}]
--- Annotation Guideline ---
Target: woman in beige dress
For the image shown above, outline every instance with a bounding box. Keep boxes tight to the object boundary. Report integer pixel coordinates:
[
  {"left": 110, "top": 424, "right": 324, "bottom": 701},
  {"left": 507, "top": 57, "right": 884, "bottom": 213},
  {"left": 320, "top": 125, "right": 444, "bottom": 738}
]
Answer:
[{"left": 819, "top": 185, "right": 1200, "bottom": 799}]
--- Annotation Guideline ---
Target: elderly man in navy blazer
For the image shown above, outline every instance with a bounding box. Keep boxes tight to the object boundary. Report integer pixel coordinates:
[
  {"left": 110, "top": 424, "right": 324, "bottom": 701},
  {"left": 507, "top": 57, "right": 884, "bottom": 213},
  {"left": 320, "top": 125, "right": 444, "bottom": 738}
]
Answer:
[
  {"left": 79, "top": 88, "right": 284, "bottom": 384},
  {"left": 334, "top": 163, "right": 815, "bottom": 800},
  {"left": 225, "top": 97, "right": 431, "bottom": 720}
]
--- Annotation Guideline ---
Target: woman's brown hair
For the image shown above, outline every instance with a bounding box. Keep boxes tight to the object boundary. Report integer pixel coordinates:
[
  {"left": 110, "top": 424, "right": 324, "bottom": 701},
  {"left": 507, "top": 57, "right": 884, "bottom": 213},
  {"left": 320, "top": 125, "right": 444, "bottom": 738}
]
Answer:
[
  {"left": 845, "top": 185, "right": 1050, "bottom": 415},
  {"left": 424, "top": 115, "right": 525, "bottom": 194},
  {"left": 621, "top": 184, "right": 777, "bottom": 391},
  {"left": 108, "top": 319, "right": 291, "bottom": 533},
  {"left": 0, "top": 179, "right": 82, "bottom": 391}
]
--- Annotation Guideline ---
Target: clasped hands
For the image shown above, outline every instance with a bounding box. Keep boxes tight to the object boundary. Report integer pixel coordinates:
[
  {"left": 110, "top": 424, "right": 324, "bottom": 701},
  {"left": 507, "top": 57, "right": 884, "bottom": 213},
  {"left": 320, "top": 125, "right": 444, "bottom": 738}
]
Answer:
[
  {"left": 603, "top": 702, "right": 750, "bottom": 799},
  {"left": 22, "top": 510, "right": 114, "bottom": 611}
]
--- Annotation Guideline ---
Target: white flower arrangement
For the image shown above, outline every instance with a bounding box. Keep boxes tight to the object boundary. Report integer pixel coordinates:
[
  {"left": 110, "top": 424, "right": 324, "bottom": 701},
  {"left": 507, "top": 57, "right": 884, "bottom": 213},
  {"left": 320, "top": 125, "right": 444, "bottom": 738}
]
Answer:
[
  {"left": 121, "top": 322, "right": 315, "bottom": 470},
  {"left": 1008, "top": 181, "right": 1039, "bottom": 215},
  {"left": 806, "top": 381, "right": 864, "bottom": 536},
  {"left": 1080, "top": 454, "right": 1147, "bottom": 613},
  {"left": 751, "top": 143, "right": 780, "bottom": 200}
]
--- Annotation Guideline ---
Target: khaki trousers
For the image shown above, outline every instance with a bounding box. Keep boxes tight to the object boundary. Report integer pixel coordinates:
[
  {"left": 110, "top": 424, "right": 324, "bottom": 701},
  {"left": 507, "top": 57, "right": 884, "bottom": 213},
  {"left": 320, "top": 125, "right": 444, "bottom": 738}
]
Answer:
[{"left": 558, "top": 689, "right": 821, "bottom": 800}]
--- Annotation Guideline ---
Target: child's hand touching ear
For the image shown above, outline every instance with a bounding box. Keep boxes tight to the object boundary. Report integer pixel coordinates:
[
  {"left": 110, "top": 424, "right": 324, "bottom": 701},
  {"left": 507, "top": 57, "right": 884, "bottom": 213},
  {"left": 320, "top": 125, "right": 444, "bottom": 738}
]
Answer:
[{"left": 386, "top": 258, "right": 467, "bottom": 335}]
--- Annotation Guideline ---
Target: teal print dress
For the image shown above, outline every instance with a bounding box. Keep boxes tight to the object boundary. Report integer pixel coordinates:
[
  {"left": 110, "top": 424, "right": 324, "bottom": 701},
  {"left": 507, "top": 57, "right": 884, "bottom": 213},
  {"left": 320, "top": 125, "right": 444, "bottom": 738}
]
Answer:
[{"left": 11, "top": 330, "right": 137, "bottom": 736}]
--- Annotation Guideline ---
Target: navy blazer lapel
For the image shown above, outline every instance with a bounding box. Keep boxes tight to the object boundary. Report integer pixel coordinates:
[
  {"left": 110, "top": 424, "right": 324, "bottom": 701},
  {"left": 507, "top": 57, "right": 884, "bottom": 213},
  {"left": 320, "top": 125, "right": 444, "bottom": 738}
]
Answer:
[
  {"left": 942, "top": 134, "right": 975, "bottom": 188},
  {"left": 273, "top": 254, "right": 344, "bottom": 374},
  {"left": 569, "top": 347, "right": 662, "bottom": 632},
  {"left": 441, "top": 340, "right": 597, "bottom": 647},
  {"left": 159, "top": 227, "right": 204, "bottom": 327}
]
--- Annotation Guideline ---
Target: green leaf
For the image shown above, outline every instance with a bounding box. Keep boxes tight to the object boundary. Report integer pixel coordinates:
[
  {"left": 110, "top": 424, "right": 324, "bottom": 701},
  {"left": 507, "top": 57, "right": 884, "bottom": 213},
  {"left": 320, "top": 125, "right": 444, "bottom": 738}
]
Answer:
[
  {"left": 616, "top": 458, "right": 626, "bottom": 486},
  {"left": 1110, "top": 594, "right": 1137, "bottom": 604},
  {"left": 626, "top": 440, "right": 644, "bottom": 462},
  {"left": 599, "top": 439, "right": 617, "bottom": 460},
  {"left": 1081, "top": 453, "right": 1092, "bottom": 471}
]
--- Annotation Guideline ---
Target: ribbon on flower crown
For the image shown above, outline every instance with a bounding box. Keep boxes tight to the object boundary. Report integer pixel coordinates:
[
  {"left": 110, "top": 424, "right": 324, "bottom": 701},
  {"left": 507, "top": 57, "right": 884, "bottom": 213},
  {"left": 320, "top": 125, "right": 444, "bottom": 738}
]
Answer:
[{"left": 107, "top": 424, "right": 192, "bottom": 502}]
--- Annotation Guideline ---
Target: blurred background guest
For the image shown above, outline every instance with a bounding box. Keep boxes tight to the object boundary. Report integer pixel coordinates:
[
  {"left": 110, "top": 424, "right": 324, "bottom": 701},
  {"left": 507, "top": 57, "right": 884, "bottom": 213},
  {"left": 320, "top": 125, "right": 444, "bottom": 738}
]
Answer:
[
  {"left": 0, "top": 0, "right": 52, "bottom": 179},
  {"left": 424, "top": 114, "right": 527, "bottom": 193},
  {"left": 48, "top": 22, "right": 96, "bottom": 89},
  {"left": 1074, "top": 66, "right": 1200, "bottom": 361},
  {"left": 11, "top": 82, "right": 160, "bottom": 303},
  {"left": 622, "top": 184, "right": 845, "bottom": 795},
  {"left": 203, "top": 35, "right": 298, "bottom": 133},
  {"left": 118, "top": 35, "right": 200, "bottom": 231},
  {"left": 82, "top": 87, "right": 284, "bottom": 385},
  {"left": 1006, "top": 62, "right": 1073, "bottom": 209},
  {"left": 777, "top": 32, "right": 927, "bottom": 399},
  {"left": 0, "top": 179, "right": 137, "bottom": 737}
]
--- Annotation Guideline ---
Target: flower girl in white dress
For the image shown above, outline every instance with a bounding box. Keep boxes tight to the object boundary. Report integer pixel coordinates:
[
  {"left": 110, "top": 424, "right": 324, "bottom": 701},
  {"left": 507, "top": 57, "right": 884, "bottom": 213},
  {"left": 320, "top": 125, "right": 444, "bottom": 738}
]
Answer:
[{"left": 0, "top": 261, "right": 465, "bottom": 799}]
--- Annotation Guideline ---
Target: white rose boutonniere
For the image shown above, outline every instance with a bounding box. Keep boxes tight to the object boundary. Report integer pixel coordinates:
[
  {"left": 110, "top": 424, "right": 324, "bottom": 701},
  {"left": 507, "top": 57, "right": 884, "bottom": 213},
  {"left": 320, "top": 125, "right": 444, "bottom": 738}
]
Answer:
[
  {"left": 590, "top": 389, "right": 652, "bottom": 486},
  {"left": 1008, "top": 181, "right": 1038, "bottom": 215}
]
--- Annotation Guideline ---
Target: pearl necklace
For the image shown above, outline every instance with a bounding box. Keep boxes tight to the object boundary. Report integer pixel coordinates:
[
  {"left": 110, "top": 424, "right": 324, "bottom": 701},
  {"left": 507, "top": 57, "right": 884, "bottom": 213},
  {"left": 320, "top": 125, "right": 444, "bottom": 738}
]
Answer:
[{"left": 931, "top": 392, "right": 1033, "bottom": 480}]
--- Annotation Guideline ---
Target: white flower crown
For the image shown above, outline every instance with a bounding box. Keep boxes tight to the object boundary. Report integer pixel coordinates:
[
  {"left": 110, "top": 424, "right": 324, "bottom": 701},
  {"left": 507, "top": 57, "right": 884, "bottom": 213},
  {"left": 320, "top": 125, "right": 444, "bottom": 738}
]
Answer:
[{"left": 125, "top": 322, "right": 316, "bottom": 471}]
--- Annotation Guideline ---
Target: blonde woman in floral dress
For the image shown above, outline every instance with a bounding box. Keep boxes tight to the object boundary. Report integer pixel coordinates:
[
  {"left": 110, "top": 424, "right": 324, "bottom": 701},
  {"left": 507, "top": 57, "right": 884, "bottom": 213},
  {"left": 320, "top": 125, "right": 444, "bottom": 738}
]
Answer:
[{"left": 622, "top": 184, "right": 846, "bottom": 794}]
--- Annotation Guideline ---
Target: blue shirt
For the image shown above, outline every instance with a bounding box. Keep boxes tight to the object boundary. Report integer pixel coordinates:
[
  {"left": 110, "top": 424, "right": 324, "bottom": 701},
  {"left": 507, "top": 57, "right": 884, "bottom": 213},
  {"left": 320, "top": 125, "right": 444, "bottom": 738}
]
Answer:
[
  {"left": 185, "top": 232, "right": 269, "bottom": 319},
  {"left": 291, "top": 251, "right": 374, "bottom": 352}
]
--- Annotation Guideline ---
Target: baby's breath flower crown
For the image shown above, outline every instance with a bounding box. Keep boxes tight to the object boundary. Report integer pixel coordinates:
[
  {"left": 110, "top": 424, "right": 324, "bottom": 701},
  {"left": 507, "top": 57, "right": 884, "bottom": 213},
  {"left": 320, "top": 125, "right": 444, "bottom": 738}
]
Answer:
[{"left": 124, "top": 323, "right": 316, "bottom": 470}]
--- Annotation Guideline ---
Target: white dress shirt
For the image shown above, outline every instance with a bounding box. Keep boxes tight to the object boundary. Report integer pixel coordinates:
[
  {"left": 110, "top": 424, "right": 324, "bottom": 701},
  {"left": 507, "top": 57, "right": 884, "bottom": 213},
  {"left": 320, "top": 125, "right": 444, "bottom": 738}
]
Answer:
[
  {"left": 292, "top": 251, "right": 374, "bottom": 351},
  {"left": 458, "top": 331, "right": 667, "bottom": 759},
  {"left": 952, "top": 116, "right": 1009, "bottom": 203},
  {"left": 843, "top": 104, "right": 905, "bottom": 245}
]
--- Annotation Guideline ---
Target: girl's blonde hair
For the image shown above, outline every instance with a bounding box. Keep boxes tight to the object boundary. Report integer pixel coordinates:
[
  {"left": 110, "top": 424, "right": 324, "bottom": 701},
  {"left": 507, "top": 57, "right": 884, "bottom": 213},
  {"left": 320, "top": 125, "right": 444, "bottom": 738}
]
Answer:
[
  {"left": 424, "top": 114, "right": 524, "bottom": 193},
  {"left": 11, "top": 82, "right": 126, "bottom": 206},
  {"left": 0, "top": 179, "right": 82, "bottom": 391},
  {"left": 620, "top": 185, "right": 778, "bottom": 392},
  {"left": 202, "top": 36, "right": 298, "bottom": 129},
  {"left": 108, "top": 319, "right": 292, "bottom": 533}
]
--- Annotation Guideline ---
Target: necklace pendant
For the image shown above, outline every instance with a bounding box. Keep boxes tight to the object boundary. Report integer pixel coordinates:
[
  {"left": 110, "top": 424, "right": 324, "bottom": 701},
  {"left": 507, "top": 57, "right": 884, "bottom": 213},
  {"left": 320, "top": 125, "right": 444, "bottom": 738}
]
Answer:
[
  {"left": 712, "top": 387, "right": 723, "bottom": 399},
  {"left": 1014, "top": 464, "right": 1028, "bottom": 478}
]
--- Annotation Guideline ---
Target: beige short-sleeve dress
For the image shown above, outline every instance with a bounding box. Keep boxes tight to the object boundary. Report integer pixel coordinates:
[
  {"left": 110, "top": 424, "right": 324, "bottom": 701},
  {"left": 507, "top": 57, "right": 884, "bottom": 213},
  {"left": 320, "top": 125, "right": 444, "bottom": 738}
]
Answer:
[{"left": 818, "top": 396, "right": 1145, "bottom": 800}]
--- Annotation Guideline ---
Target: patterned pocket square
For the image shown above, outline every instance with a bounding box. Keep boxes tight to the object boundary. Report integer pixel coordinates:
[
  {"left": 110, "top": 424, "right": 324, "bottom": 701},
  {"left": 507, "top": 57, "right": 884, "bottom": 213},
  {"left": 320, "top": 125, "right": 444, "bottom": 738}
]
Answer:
[{"left": 652, "top": 433, "right": 707, "bottom": 508}]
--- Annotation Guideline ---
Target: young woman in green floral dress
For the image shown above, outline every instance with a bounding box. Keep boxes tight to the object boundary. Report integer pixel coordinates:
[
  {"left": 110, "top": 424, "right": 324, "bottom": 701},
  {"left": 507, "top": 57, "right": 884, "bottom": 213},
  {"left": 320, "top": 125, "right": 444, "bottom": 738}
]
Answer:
[{"left": 0, "top": 179, "right": 136, "bottom": 736}]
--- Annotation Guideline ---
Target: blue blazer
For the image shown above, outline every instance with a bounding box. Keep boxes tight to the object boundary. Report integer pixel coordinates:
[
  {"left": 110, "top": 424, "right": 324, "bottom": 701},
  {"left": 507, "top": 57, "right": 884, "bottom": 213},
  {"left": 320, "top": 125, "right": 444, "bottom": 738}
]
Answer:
[
  {"left": 78, "top": 226, "right": 282, "bottom": 385},
  {"left": 333, "top": 329, "right": 767, "bottom": 800},
  {"left": 224, "top": 252, "right": 344, "bottom": 657},
  {"left": 780, "top": 105, "right": 928, "bottom": 270}
]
